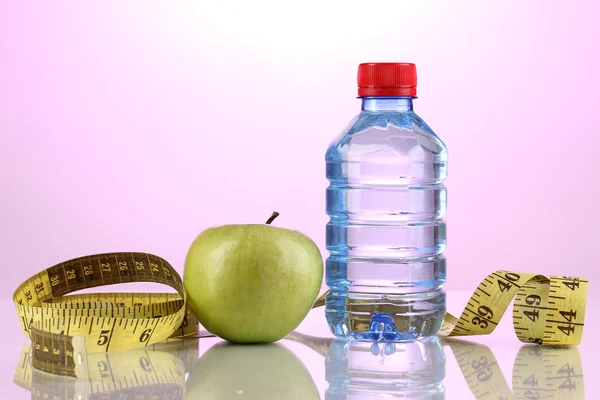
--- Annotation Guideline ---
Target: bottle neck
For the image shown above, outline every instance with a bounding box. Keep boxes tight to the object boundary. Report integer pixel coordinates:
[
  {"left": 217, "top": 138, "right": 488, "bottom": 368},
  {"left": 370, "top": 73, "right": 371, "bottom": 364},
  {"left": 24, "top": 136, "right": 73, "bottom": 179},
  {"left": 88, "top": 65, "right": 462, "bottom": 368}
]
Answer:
[{"left": 361, "top": 97, "right": 414, "bottom": 112}]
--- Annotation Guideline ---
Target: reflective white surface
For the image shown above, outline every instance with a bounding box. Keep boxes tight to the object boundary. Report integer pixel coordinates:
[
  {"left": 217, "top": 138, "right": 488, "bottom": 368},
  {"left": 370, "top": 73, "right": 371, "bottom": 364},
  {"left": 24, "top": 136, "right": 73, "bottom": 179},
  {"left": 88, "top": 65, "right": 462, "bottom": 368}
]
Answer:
[{"left": 3, "top": 291, "right": 597, "bottom": 399}]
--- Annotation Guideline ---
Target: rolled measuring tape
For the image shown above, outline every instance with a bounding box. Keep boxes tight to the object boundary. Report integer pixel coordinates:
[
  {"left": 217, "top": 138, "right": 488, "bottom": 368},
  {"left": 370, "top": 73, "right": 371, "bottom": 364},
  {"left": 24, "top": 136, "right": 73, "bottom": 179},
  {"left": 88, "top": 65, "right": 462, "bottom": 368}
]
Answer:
[
  {"left": 13, "top": 252, "right": 588, "bottom": 379},
  {"left": 13, "top": 253, "right": 199, "bottom": 378}
]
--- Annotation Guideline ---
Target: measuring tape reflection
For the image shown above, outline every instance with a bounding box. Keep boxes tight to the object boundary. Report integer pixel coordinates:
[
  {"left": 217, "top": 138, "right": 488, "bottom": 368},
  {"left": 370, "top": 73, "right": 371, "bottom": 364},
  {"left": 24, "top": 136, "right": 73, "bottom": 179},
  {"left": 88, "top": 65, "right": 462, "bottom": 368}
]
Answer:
[
  {"left": 13, "top": 338, "right": 199, "bottom": 400},
  {"left": 444, "top": 339, "right": 585, "bottom": 399}
]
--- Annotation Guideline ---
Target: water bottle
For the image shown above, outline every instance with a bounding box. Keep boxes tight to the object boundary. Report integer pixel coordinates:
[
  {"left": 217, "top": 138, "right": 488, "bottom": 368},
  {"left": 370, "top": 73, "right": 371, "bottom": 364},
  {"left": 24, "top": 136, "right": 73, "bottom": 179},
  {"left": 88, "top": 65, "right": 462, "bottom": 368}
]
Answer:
[
  {"left": 325, "top": 337, "right": 445, "bottom": 399},
  {"left": 325, "top": 63, "right": 447, "bottom": 341}
]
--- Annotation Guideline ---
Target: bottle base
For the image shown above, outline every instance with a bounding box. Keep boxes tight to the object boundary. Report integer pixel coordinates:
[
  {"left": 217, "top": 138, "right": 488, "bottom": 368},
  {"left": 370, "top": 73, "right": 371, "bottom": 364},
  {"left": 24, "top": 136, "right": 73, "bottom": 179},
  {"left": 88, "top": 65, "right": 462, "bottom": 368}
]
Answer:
[{"left": 325, "top": 290, "right": 446, "bottom": 341}]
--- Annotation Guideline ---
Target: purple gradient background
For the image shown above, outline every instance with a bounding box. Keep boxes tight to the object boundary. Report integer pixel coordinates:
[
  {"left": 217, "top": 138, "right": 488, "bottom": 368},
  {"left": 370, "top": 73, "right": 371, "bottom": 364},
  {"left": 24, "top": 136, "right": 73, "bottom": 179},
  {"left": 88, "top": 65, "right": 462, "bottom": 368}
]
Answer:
[{"left": 1, "top": 1, "right": 599, "bottom": 298}]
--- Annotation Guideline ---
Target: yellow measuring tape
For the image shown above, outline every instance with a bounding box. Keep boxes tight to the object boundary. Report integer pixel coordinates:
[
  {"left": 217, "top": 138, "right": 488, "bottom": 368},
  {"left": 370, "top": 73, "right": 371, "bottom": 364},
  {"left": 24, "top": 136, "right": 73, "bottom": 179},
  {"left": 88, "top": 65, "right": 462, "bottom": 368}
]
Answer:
[
  {"left": 437, "top": 270, "right": 587, "bottom": 345},
  {"left": 13, "top": 253, "right": 198, "bottom": 378},
  {"left": 13, "top": 253, "right": 588, "bottom": 380}
]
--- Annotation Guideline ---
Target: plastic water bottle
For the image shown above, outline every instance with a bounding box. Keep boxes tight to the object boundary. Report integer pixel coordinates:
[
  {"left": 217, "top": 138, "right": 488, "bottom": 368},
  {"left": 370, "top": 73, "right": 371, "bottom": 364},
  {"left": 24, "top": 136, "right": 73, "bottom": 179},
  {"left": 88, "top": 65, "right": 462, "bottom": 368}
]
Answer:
[
  {"left": 325, "top": 63, "right": 447, "bottom": 341},
  {"left": 325, "top": 337, "right": 445, "bottom": 399}
]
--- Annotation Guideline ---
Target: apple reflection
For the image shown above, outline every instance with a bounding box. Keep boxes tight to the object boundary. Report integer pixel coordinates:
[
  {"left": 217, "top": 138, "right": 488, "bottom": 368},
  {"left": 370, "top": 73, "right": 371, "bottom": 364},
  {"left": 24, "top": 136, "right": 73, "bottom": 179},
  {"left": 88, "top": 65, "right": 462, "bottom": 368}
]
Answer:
[
  {"left": 185, "top": 342, "right": 320, "bottom": 399},
  {"left": 325, "top": 337, "right": 446, "bottom": 399}
]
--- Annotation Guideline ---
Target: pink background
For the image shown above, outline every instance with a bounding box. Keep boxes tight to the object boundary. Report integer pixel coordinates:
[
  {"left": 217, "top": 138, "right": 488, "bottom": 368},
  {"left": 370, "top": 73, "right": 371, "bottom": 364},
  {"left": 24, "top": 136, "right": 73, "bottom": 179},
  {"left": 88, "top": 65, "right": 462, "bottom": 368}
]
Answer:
[{"left": 1, "top": 1, "right": 599, "bottom": 297}]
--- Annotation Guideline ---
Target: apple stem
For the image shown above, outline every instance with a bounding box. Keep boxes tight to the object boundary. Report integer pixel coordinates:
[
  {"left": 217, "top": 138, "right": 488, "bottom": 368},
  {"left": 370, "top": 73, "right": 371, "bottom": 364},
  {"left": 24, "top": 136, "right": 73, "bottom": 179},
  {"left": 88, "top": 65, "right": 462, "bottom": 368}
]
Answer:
[{"left": 265, "top": 211, "right": 280, "bottom": 225}]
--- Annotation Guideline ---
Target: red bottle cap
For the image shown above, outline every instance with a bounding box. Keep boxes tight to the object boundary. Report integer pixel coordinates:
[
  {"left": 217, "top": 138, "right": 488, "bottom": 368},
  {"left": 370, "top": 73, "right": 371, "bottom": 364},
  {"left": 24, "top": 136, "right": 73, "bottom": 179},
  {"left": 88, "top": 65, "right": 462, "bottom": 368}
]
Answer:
[{"left": 357, "top": 63, "right": 417, "bottom": 97}]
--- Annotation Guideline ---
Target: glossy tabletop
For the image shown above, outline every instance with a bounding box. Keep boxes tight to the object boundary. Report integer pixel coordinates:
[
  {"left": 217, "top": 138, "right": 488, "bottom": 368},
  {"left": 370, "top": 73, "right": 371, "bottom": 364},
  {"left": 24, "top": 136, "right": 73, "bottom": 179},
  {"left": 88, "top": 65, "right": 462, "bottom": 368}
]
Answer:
[{"left": 2, "top": 291, "right": 597, "bottom": 399}]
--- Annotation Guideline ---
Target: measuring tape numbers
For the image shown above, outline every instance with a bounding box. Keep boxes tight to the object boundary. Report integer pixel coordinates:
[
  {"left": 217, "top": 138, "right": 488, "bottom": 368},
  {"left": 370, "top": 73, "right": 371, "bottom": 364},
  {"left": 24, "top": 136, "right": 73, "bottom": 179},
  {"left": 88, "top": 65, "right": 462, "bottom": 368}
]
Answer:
[
  {"left": 13, "top": 252, "right": 199, "bottom": 379},
  {"left": 437, "top": 270, "right": 587, "bottom": 346},
  {"left": 13, "top": 252, "right": 588, "bottom": 382}
]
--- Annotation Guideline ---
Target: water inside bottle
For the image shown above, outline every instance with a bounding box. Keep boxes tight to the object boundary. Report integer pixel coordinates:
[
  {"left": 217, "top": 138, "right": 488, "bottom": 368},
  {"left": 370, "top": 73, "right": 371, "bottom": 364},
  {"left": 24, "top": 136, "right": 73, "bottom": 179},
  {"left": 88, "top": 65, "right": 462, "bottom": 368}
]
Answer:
[{"left": 325, "top": 94, "right": 447, "bottom": 341}]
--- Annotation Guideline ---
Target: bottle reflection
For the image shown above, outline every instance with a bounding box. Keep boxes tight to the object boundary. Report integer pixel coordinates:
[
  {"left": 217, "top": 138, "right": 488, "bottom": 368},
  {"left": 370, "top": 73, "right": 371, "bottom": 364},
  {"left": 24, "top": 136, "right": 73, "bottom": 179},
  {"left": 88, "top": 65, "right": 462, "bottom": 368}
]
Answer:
[
  {"left": 444, "top": 339, "right": 585, "bottom": 400},
  {"left": 185, "top": 342, "right": 320, "bottom": 399},
  {"left": 13, "top": 338, "right": 198, "bottom": 400},
  {"left": 325, "top": 337, "right": 446, "bottom": 399}
]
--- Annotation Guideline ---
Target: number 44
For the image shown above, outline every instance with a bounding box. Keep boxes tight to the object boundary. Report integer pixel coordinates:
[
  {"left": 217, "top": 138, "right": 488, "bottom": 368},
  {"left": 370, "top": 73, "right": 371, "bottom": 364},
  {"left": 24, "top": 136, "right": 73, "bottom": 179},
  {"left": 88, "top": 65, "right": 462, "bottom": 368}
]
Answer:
[
  {"left": 558, "top": 325, "right": 575, "bottom": 336},
  {"left": 561, "top": 277, "right": 580, "bottom": 291}
]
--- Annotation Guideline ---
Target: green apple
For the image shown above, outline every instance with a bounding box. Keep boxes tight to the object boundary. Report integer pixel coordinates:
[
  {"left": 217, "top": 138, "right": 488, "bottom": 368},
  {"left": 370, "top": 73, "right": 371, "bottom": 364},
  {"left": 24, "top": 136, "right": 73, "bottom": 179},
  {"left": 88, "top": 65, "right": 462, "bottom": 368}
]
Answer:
[
  {"left": 183, "top": 212, "right": 323, "bottom": 343},
  {"left": 186, "top": 342, "right": 320, "bottom": 399}
]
